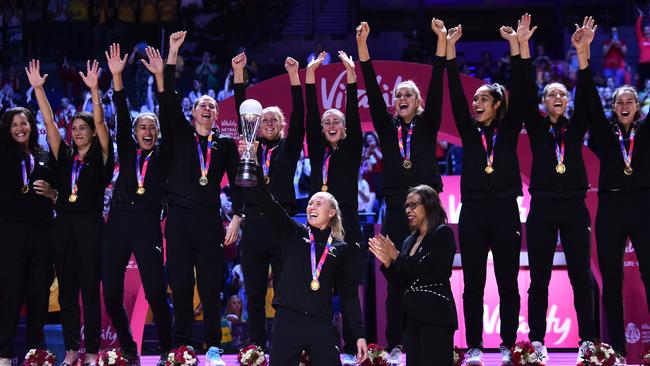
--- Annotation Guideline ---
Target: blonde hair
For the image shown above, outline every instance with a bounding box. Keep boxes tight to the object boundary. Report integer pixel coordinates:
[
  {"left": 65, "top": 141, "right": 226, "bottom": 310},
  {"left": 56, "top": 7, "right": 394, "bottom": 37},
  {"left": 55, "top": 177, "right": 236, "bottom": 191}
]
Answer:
[
  {"left": 321, "top": 108, "right": 347, "bottom": 140},
  {"left": 261, "top": 106, "right": 286, "bottom": 138},
  {"left": 314, "top": 192, "right": 345, "bottom": 241},
  {"left": 393, "top": 80, "right": 424, "bottom": 116}
]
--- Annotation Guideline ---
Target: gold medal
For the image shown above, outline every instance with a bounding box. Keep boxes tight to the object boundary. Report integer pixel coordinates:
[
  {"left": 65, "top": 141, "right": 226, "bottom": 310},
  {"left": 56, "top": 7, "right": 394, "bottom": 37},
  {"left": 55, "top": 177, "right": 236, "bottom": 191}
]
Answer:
[
  {"left": 555, "top": 163, "right": 566, "bottom": 174},
  {"left": 321, "top": 184, "right": 328, "bottom": 192},
  {"left": 199, "top": 176, "right": 209, "bottom": 186},
  {"left": 21, "top": 185, "right": 29, "bottom": 194},
  {"left": 402, "top": 159, "right": 412, "bottom": 169},
  {"left": 484, "top": 165, "right": 494, "bottom": 174},
  {"left": 264, "top": 176, "right": 271, "bottom": 184},
  {"left": 136, "top": 186, "right": 146, "bottom": 195},
  {"left": 624, "top": 166, "right": 633, "bottom": 176},
  {"left": 68, "top": 193, "right": 78, "bottom": 203},
  {"left": 310, "top": 279, "right": 320, "bottom": 291}
]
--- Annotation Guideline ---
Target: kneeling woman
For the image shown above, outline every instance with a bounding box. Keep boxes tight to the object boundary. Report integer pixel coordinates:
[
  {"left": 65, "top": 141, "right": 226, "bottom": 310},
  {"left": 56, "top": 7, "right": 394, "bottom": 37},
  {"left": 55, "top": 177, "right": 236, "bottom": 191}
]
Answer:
[
  {"left": 239, "top": 158, "right": 367, "bottom": 366},
  {"left": 369, "top": 185, "right": 457, "bottom": 366}
]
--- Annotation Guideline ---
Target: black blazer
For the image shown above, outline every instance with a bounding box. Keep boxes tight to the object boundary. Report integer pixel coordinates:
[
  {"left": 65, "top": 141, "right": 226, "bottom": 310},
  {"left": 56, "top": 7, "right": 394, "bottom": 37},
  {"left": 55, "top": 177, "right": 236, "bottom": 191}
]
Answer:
[{"left": 382, "top": 224, "right": 458, "bottom": 328}]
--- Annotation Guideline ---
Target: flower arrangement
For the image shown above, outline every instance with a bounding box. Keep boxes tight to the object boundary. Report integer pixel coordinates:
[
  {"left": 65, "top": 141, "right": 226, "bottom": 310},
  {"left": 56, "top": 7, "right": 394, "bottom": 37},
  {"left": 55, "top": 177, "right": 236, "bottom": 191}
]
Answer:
[
  {"left": 453, "top": 346, "right": 465, "bottom": 366},
  {"left": 164, "top": 346, "right": 198, "bottom": 366},
  {"left": 361, "top": 344, "right": 388, "bottom": 366},
  {"left": 511, "top": 341, "right": 545, "bottom": 365},
  {"left": 577, "top": 342, "right": 616, "bottom": 366},
  {"left": 237, "top": 345, "right": 267, "bottom": 366},
  {"left": 23, "top": 349, "right": 56, "bottom": 366},
  {"left": 96, "top": 349, "right": 128, "bottom": 366},
  {"left": 642, "top": 345, "right": 650, "bottom": 365}
]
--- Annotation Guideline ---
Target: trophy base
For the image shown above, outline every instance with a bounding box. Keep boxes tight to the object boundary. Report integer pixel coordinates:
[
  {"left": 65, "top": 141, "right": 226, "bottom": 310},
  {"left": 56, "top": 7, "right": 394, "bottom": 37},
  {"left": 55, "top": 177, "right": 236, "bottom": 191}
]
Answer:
[{"left": 235, "top": 158, "right": 258, "bottom": 187}]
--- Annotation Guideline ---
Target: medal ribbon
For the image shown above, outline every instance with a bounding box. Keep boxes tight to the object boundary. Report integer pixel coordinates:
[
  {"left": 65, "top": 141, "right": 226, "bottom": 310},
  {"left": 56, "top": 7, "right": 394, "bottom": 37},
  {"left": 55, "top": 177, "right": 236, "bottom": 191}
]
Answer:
[
  {"left": 549, "top": 126, "right": 566, "bottom": 165},
  {"left": 21, "top": 153, "right": 34, "bottom": 187},
  {"left": 70, "top": 154, "right": 85, "bottom": 195},
  {"left": 322, "top": 146, "right": 333, "bottom": 186},
  {"left": 261, "top": 143, "right": 277, "bottom": 178},
  {"left": 194, "top": 132, "right": 214, "bottom": 179},
  {"left": 615, "top": 125, "right": 636, "bottom": 168},
  {"left": 136, "top": 149, "right": 153, "bottom": 189},
  {"left": 308, "top": 228, "right": 333, "bottom": 284},
  {"left": 397, "top": 122, "right": 414, "bottom": 161},
  {"left": 480, "top": 127, "right": 498, "bottom": 168}
]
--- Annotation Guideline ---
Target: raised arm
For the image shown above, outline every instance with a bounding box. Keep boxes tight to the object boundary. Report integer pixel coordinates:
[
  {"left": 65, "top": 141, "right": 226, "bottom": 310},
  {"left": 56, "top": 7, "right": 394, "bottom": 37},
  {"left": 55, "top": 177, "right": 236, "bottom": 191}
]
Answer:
[
  {"left": 284, "top": 57, "right": 306, "bottom": 158},
  {"left": 339, "top": 51, "right": 362, "bottom": 153},
  {"left": 305, "top": 52, "right": 327, "bottom": 157},
  {"left": 445, "top": 25, "right": 474, "bottom": 136},
  {"left": 161, "top": 31, "right": 189, "bottom": 135},
  {"left": 421, "top": 18, "right": 448, "bottom": 132},
  {"left": 356, "top": 22, "right": 392, "bottom": 137},
  {"left": 25, "top": 59, "right": 60, "bottom": 158},
  {"left": 511, "top": 16, "right": 543, "bottom": 132},
  {"left": 105, "top": 43, "right": 133, "bottom": 158},
  {"left": 573, "top": 17, "right": 604, "bottom": 134},
  {"left": 232, "top": 52, "right": 247, "bottom": 134},
  {"left": 79, "top": 60, "right": 111, "bottom": 164}
]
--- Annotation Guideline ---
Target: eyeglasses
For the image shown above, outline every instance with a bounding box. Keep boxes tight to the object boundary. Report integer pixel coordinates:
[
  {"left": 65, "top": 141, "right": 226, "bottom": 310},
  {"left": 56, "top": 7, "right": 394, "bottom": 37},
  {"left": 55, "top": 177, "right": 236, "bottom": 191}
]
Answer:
[{"left": 403, "top": 201, "right": 423, "bottom": 211}]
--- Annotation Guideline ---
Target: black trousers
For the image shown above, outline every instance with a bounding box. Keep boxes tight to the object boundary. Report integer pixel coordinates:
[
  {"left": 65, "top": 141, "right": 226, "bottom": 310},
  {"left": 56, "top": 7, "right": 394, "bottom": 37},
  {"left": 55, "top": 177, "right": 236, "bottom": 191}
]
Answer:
[
  {"left": 270, "top": 308, "right": 341, "bottom": 366},
  {"left": 527, "top": 197, "right": 595, "bottom": 344},
  {"left": 340, "top": 204, "right": 361, "bottom": 354},
  {"left": 404, "top": 320, "right": 454, "bottom": 366},
  {"left": 382, "top": 194, "right": 411, "bottom": 350},
  {"left": 459, "top": 198, "right": 521, "bottom": 349},
  {"left": 596, "top": 193, "right": 650, "bottom": 356},
  {"left": 101, "top": 209, "right": 173, "bottom": 352},
  {"left": 239, "top": 213, "right": 283, "bottom": 348},
  {"left": 164, "top": 206, "right": 225, "bottom": 348},
  {"left": 52, "top": 212, "right": 103, "bottom": 353},
  {"left": 0, "top": 221, "right": 53, "bottom": 358}
]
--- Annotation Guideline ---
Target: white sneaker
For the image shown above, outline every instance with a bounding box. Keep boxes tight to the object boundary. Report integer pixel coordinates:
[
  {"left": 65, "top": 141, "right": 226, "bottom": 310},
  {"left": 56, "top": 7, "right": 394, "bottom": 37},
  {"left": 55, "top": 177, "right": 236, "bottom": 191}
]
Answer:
[
  {"left": 499, "top": 346, "right": 513, "bottom": 365},
  {"left": 0, "top": 358, "right": 11, "bottom": 366},
  {"left": 465, "top": 348, "right": 483, "bottom": 366},
  {"left": 387, "top": 346, "right": 403, "bottom": 366},
  {"left": 205, "top": 347, "right": 226, "bottom": 366},
  {"left": 341, "top": 353, "right": 357, "bottom": 365},
  {"left": 531, "top": 341, "right": 549, "bottom": 363},
  {"left": 577, "top": 341, "right": 594, "bottom": 364}
]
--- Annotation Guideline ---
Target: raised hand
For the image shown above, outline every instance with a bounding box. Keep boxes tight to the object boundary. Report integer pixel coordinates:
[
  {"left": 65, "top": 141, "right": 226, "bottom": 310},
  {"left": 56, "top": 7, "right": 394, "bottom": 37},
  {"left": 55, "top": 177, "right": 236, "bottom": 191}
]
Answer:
[
  {"left": 499, "top": 26, "right": 517, "bottom": 43},
  {"left": 571, "top": 28, "right": 585, "bottom": 50},
  {"left": 25, "top": 59, "right": 48, "bottom": 88},
  {"left": 169, "top": 31, "right": 187, "bottom": 51},
  {"left": 307, "top": 51, "right": 327, "bottom": 71},
  {"left": 517, "top": 13, "right": 537, "bottom": 42},
  {"left": 447, "top": 25, "right": 463, "bottom": 45},
  {"left": 231, "top": 52, "right": 247, "bottom": 72},
  {"left": 141, "top": 46, "right": 164, "bottom": 75},
  {"left": 284, "top": 56, "right": 299, "bottom": 73},
  {"left": 576, "top": 16, "right": 597, "bottom": 45},
  {"left": 338, "top": 51, "right": 354, "bottom": 70},
  {"left": 431, "top": 17, "right": 447, "bottom": 38},
  {"left": 356, "top": 21, "right": 370, "bottom": 44},
  {"left": 79, "top": 60, "right": 101, "bottom": 89},
  {"left": 105, "top": 43, "right": 128, "bottom": 75}
]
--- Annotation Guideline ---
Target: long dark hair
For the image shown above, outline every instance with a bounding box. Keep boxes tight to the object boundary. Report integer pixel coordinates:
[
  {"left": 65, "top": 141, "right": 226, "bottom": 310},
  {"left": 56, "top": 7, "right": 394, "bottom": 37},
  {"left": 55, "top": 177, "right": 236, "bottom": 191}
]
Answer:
[
  {"left": 408, "top": 184, "right": 447, "bottom": 233},
  {"left": 70, "top": 111, "right": 101, "bottom": 155},
  {"left": 481, "top": 83, "right": 509, "bottom": 122},
  {"left": 0, "top": 107, "right": 44, "bottom": 156}
]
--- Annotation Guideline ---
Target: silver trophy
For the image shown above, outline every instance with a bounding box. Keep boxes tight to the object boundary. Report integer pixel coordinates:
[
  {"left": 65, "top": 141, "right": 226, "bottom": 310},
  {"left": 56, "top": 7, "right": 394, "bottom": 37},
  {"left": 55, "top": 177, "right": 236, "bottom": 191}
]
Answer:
[{"left": 235, "top": 99, "right": 263, "bottom": 187}]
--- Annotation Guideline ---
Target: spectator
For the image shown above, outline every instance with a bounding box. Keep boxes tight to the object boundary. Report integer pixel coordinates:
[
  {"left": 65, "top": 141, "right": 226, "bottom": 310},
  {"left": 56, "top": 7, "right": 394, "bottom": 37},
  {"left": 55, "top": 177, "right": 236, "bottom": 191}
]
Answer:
[
  {"left": 603, "top": 26, "right": 627, "bottom": 86},
  {"left": 224, "top": 295, "right": 246, "bottom": 324},
  {"left": 638, "top": 10, "right": 650, "bottom": 87},
  {"left": 195, "top": 52, "right": 219, "bottom": 91},
  {"left": 188, "top": 79, "right": 203, "bottom": 104},
  {"left": 4, "top": 0, "right": 23, "bottom": 64},
  {"left": 307, "top": 41, "right": 331, "bottom": 65},
  {"left": 181, "top": 96, "right": 192, "bottom": 122},
  {"left": 361, "top": 131, "right": 382, "bottom": 174},
  {"left": 217, "top": 70, "right": 234, "bottom": 102},
  {"left": 476, "top": 51, "right": 498, "bottom": 82},
  {"left": 456, "top": 52, "right": 470, "bottom": 75}
]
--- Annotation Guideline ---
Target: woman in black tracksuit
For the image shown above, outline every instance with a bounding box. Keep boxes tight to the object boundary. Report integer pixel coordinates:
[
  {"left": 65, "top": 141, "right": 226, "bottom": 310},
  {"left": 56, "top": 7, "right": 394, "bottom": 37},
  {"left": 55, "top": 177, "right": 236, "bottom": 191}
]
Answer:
[
  {"left": 576, "top": 23, "right": 650, "bottom": 359},
  {"left": 369, "top": 184, "right": 457, "bottom": 366},
  {"left": 520, "top": 16, "right": 596, "bottom": 360},
  {"left": 305, "top": 50, "right": 362, "bottom": 357},
  {"left": 240, "top": 163, "right": 367, "bottom": 366},
  {"left": 446, "top": 25, "right": 522, "bottom": 363},
  {"left": 101, "top": 44, "right": 173, "bottom": 364},
  {"left": 28, "top": 59, "right": 114, "bottom": 366},
  {"left": 160, "top": 31, "right": 242, "bottom": 352},
  {"left": 356, "top": 19, "right": 446, "bottom": 352},
  {"left": 0, "top": 107, "right": 55, "bottom": 365},
  {"left": 231, "top": 52, "right": 305, "bottom": 349}
]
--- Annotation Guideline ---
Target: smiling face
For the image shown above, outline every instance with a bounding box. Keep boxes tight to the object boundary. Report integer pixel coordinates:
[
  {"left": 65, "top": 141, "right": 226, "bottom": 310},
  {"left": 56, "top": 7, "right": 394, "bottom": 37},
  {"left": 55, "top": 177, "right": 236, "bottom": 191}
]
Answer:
[
  {"left": 404, "top": 192, "right": 425, "bottom": 231},
  {"left": 321, "top": 109, "right": 346, "bottom": 146},
  {"left": 134, "top": 114, "right": 159, "bottom": 150},
  {"left": 543, "top": 83, "right": 569, "bottom": 121},
  {"left": 613, "top": 89, "right": 640, "bottom": 125},
  {"left": 393, "top": 83, "right": 421, "bottom": 121},
  {"left": 71, "top": 118, "right": 96, "bottom": 150},
  {"left": 10, "top": 112, "right": 31, "bottom": 147},
  {"left": 260, "top": 109, "right": 283, "bottom": 141},
  {"left": 472, "top": 85, "right": 501, "bottom": 124},
  {"left": 306, "top": 192, "right": 336, "bottom": 229},
  {"left": 192, "top": 96, "right": 218, "bottom": 129}
]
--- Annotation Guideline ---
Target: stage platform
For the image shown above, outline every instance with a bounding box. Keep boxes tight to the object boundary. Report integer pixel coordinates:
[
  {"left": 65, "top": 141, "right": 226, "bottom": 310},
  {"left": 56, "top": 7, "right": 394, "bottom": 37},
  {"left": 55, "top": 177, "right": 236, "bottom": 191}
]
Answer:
[{"left": 140, "top": 351, "right": 581, "bottom": 365}]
